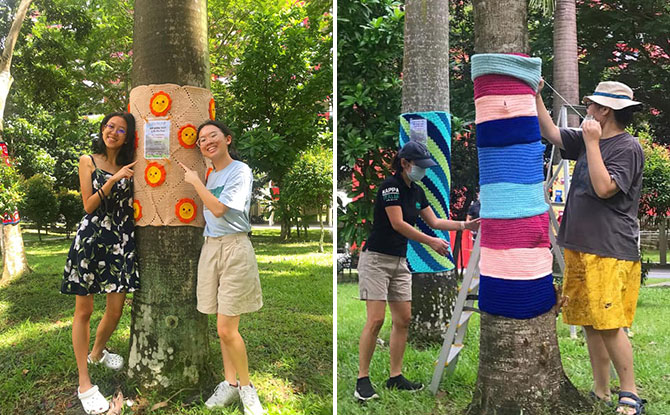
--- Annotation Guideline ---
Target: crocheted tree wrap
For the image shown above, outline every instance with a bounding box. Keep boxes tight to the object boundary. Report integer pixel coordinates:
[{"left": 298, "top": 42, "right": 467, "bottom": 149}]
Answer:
[
  {"left": 129, "top": 84, "right": 214, "bottom": 227},
  {"left": 398, "top": 111, "right": 455, "bottom": 273},
  {"left": 471, "top": 53, "right": 556, "bottom": 319}
]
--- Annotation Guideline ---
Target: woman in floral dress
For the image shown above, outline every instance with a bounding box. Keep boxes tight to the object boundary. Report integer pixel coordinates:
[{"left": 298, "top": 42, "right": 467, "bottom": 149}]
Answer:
[{"left": 61, "top": 112, "right": 139, "bottom": 414}]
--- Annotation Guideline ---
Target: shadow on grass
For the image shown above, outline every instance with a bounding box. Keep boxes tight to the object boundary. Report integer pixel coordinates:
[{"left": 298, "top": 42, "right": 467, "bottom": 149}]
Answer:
[{"left": 1, "top": 232, "right": 333, "bottom": 415}]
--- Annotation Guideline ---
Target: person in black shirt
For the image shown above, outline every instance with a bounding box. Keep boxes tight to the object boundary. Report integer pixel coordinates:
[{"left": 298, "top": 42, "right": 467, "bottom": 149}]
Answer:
[
  {"left": 466, "top": 191, "right": 480, "bottom": 241},
  {"left": 354, "top": 141, "right": 480, "bottom": 402}
]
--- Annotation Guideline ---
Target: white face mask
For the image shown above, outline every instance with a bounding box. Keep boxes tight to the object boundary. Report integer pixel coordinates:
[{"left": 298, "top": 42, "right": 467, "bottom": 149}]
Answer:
[
  {"left": 407, "top": 165, "right": 426, "bottom": 182},
  {"left": 580, "top": 114, "right": 595, "bottom": 128}
]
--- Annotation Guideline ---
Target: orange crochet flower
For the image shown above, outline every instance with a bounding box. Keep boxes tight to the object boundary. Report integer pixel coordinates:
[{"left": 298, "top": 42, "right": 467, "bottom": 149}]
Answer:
[
  {"left": 205, "top": 167, "right": 213, "bottom": 182},
  {"left": 178, "top": 124, "right": 198, "bottom": 149},
  {"left": 134, "top": 131, "right": 139, "bottom": 150},
  {"left": 150, "top": 91, "right": 172, "bottom": 116},
  {"left": 209, "top": 98, "right": 216, "bottom": 120},
  {"left": 176, "top": 198, "right": 197, "bottom": 223},
  {"left": 144, "top": 162, "right": 166, "bottom": 187},
  {"left": 133, "top": 200, "right": 142, "bottom": 220}
]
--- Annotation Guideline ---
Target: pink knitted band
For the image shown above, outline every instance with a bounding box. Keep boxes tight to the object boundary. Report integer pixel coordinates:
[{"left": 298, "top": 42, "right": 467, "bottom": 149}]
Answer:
[
  {"left": 479, "top": 247, "right": 553, "bottom": 280},
  {"left": 475, "top": 94, "right": 538, "bottom": 124},
  {"left": 480, "top": 213, "right": 550, "bottom": 249},
  {"left": 474, "top": 74, "right": 536, "bottom": 100}
]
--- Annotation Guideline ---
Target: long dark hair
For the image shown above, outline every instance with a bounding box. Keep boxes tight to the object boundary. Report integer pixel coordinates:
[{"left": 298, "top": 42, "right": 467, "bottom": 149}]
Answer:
[
  {"left": 92, "top": 112, "right": 136, "bottom": 166},
  {"left": 196, "top": 120, "right": 240, "bottom": 160}
]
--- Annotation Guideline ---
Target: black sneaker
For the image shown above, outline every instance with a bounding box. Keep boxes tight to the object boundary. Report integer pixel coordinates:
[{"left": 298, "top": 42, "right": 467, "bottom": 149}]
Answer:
[
  {"left": 385, "top": 374, "right": 424, "bottom": 392},
  {"left": 354, "top": 377, "right": 379, "bottom": 402}
]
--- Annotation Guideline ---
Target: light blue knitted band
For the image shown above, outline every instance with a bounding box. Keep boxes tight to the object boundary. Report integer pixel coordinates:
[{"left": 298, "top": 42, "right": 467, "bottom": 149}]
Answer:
[
  {"left": 471, "top": 54, "right": 542, "bottom": 90},
  {"left": 480, "top": 181, "right": 549, "bottom": 219}
]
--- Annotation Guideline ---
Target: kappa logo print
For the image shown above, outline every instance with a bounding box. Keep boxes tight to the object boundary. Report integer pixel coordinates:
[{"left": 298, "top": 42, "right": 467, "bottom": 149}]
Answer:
[{"left": 382, "top": 187, "right": 400, "bottom": 202}]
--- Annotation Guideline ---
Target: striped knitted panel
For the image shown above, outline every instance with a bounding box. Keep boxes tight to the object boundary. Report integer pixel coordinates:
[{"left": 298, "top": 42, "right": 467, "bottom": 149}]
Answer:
[
  {"left": 478, "top": 141, "right": 545, "bottom": 185},
  {"left": 480, "top": 213, "right": 550, "bottom": 250},
  {"left": 479, "top": 247, "right": 553, "bottom": 279},
  {"left": 471, "top": 54, "right": 542, "bottom": 90},
  {"left": 476, "top": 116, "right": 541, "bottom": 148},
  {"left": 474, "top": 74, "right": 537, "bottom": 100},
  {"left": 475, "top": 94, "right": 537, "bottom": 124},
  {"left": 478, "top": 274, "right": 556, "bottom": 319},
  {"left": 399, "top": 112, "right": 455, "bottom": 273},
  {"left": 473, "top": 53, "right": 555, "bottom": 319},
  {"left": 479, "top": 182, "right": 548, "bottom": 219}
]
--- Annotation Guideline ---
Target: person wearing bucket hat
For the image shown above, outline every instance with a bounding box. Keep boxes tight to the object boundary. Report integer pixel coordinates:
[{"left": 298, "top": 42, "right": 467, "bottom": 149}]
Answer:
[
  {"left": 353, "top": 140, "right": 480, "bottom": 402},
  {"left": 536, "top": 80, "right": 646, "bottom": 414}
]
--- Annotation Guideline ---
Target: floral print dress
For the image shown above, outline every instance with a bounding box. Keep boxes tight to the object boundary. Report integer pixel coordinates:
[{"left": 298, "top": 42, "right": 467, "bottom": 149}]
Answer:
[{"left": 61, "top": 155, "right": 139, "bottom": 295}]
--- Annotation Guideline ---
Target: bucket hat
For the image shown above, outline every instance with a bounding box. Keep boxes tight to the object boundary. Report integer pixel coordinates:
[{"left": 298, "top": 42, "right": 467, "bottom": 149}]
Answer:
[{"left": 583, "top": 81, "right": 642, "bottom": 110}]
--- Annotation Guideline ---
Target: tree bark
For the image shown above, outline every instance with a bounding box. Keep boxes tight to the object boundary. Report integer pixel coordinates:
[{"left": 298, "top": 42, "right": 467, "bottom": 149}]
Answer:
[
  {"left": 467, "top": 312, "right": 587, "bottom": 415},
  {"left": 402, "top": 0, "right": 456, "bottom": 344},
  {"left": 0, "top": 0, "right": 33, "bottom": 281},
  {"left": 552, "top": 0, "right": 579, "bottom": 127},
  {"left": 1, "top": 223, "right": 30, "bottom": 285},
  {"left": 468, "top": 1, "right": 589, "bottom": 413},
  {"left": 128, "top": 0, "right": 213, "bottom": 393}
]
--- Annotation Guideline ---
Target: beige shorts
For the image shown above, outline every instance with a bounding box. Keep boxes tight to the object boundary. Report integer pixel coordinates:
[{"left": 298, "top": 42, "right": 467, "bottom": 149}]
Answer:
[
  {"left": 357, "top": 250, "right": 412, "bottom": 302},
  {"left": 197, "top": 232, "right": 263, "bottom": 316}
]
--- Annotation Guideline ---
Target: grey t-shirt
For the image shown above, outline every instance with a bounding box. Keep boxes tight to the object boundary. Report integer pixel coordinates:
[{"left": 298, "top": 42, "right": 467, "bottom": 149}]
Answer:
[{"left": 557, "top": 128, "right": 644, "bottom": 261}]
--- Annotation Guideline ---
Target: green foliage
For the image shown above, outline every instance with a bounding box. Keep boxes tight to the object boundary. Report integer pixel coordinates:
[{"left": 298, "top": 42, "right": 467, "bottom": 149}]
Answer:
[
  {"left": 224, "top": 1, "right": 332, "bottom": 185},
  {"left": 0, "top": 162, "right": 24, "bottom": 214},
  {"left": 638, "top": 129, "right": 670, "bottom": 221},
  {"left": 1, "top": 0, "right": 133, "bottom": 189},
  {"left": 57, "top": 188, "right": 83, "bottom": 239},
  {"left": 18, "top": 174, "right": 58, "bottom": 239},
  {"left": 285, "top": 146, "right": 333, "bottom": 219}
]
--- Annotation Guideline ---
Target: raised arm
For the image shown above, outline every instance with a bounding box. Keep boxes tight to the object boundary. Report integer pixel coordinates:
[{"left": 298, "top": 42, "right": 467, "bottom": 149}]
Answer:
[{"left": 535, "top": 79, "right": 563, "bottom": 149}]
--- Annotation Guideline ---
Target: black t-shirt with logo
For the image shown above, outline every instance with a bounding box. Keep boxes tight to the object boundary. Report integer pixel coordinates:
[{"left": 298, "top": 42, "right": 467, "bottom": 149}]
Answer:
[{"left": 365, "top": 172, "right": 429, "bottom": 257}]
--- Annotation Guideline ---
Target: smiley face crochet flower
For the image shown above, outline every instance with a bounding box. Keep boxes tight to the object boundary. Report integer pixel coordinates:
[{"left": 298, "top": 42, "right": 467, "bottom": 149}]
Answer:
[
  {"left": 209, "top": 98, "right": 216, "bottom": 120},
  {"left": 176, "top": 198, "right": 197, "bottom": 223},
  {"left": 144, "top": 162, "right": 166, "bottom": 187},
  {"left": 178, "top": 124, "right": 198, "bottom": 149},
  {"left": 133, "top": 200, "right": 143, "bottom": 220},
  {"left": 150, "top": 91, "right": 172, "bottom": 116}
]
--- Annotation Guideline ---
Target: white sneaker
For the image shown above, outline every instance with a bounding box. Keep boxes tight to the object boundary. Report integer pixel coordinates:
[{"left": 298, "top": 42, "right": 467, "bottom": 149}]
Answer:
[
  {"left": 205, "top": 380, "right": 239, "bottom": 409},
  {"left": 239, "top": 384, "right": 264, "bottom": 415}
]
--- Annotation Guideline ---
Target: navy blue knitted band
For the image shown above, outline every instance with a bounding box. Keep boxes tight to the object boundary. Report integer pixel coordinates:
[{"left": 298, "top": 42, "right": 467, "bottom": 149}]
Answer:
[
  {"left": 478, "top": 274, "right": 556, "bottom": 319},
  {"left": 476, "top": 116, "right": 541, "bottom": 148}
]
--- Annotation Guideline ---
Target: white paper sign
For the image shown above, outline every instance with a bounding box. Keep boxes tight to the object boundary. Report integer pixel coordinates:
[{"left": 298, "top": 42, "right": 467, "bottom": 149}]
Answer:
[
  {"left": 409, "top": 118, "right": 427, "bottom": 143},
  {"left": 144, "top": 120, "right": 171, "bottom": 159}
]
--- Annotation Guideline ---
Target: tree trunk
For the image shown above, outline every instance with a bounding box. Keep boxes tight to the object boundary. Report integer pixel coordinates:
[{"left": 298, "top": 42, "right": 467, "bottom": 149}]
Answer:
[
  {"left": 318, "top": 207, "right": 324, "bottom": 253},
  {"left": 468, "top": 1, "right": 589, "bottom": 413},
  {"left": 128, "top": 0, "right": 213, "bottom": 393},
  {"left": 552, "top": 0, "right": 579, "bottom": 127},
  {"left": 1, "top": 223, "right": 30, "bottom": 285},
  {"left": 0, "top": 0, "right": 33, "bottom": 282},
  {"left": 467, "top": 312, "right": 586, "bottom": 415},
  {"left": 402, "top": 0, "right": 456, "bottom": 344}
]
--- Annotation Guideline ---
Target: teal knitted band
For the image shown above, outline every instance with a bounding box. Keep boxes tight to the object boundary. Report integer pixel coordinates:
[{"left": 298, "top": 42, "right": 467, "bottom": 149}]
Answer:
[{"left": 471, "top": 54, "right": 542, "bottom": 90}]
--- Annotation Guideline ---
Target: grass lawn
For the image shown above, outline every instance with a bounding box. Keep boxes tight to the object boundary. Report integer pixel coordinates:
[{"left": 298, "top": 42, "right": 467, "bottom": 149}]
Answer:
[
  {"left": 0, "top": 228, "right": 332, "bottom": 415},
  {"left": 337, "top": 282, "right": 670, "bottom": 414}
]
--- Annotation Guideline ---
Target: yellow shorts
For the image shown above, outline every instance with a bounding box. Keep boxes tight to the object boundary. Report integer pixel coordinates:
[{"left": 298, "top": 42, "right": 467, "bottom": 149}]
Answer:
[{"left": 562, "top": 248, "right": 641, "bottom": 330}]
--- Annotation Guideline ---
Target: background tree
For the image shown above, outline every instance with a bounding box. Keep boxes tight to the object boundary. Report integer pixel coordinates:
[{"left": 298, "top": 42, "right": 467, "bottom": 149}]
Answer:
[
  {"left": 19, "top": 173, "right": 57, "bottom": 241},
  {"left": 284, "top": 145, "right": 333, "bottom": 252},
  {"left": 219, "top": 0, "right": 331, "bottom": 239},
  {"left": 0, "top": 0, "right": 32, "bottom": 282},
  {"left": 466, "top": 0, "right": 588, "bottom": 413},
  {"left": 57, "top": 188, "right": 84, "bottom": 239},
  {"left": 127, "top": 0, "right": 212, "bottom": 393},
  {"left": 0, "top": 161, "right": 29, "bottom": 283},
  {"left": 400, "top": 0, "right": 457, "bottom": 343}
]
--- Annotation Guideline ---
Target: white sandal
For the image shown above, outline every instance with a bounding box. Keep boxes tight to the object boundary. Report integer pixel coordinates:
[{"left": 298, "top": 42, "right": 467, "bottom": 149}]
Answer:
[
  {"left": 78, "top": 385, "right": 110, "bottom": 414},
  {"left": 88, "top": 349, "right": 124, "bottom": 371}
]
